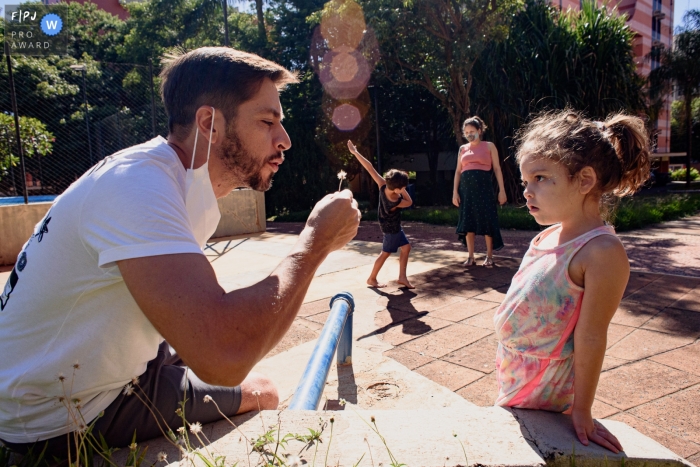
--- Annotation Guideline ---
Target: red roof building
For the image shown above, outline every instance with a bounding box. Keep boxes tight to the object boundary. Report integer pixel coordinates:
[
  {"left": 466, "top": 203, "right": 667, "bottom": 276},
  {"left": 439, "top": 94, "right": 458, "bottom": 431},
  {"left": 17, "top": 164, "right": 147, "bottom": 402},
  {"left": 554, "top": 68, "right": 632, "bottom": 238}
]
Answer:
[{"left": 42, "top": 0, "right": 131, "bottom": 21}]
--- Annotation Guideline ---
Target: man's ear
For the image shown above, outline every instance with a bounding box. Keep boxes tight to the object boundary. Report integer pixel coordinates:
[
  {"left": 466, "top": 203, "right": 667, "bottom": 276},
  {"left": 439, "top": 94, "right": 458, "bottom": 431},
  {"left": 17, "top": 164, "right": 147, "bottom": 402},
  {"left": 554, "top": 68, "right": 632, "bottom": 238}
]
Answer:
[
  {"left": 577, "top": 166, "right": 598, "bottom": 195},
  {"left": 195, "top": 106, "right": 221, "bottom": 144}
]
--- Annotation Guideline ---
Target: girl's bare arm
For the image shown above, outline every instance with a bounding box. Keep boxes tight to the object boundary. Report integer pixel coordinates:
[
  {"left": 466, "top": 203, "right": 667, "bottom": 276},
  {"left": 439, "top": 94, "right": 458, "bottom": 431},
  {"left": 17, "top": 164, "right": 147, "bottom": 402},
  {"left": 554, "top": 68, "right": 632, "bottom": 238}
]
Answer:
[
  {"left": 453, "top": 147, "right": 463, "bottom": 207},
  {"left": 571, "top": 235, "right": 628, "bottom": 454},
  {"left": 347, "top": 140, "right": 385, "bottom": 187}
]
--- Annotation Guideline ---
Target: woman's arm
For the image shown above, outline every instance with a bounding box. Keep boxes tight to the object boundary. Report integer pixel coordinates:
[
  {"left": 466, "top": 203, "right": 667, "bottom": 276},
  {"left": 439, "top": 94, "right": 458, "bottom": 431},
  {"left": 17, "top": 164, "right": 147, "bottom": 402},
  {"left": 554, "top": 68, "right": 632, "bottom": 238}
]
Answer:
[
  {"left": 453, "top": 147, "right": 463, "bottom": 207},
  {"left": 489, "top": 143, "right": 507, "bottom": 205},
  {"left": 571, "top": 235, "right": 628, "bottom": 454},
  {"left": 347, "top": 140, "right": 385, "bottom": 187}
]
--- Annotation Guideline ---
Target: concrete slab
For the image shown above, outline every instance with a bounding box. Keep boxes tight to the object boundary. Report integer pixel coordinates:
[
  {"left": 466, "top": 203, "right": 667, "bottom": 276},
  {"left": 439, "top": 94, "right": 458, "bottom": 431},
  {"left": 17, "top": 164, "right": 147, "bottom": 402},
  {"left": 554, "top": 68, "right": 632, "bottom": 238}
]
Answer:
[
  {"left": 252, "top": 339, "right": 477, "bottom": 411},
  {"left": 511, "top": 408, "right": 693, "bottom": 466},
  {"left": 111, "top": 407, "right": 692, "bottom": 467}
]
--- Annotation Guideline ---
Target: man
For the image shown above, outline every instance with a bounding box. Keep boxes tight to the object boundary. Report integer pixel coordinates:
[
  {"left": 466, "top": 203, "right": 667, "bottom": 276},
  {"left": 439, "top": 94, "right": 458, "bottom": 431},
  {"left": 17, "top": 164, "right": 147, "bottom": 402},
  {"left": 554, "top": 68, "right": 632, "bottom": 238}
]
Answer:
[{"left": 0, "top": 47, "right": 361, "bottom": 457}]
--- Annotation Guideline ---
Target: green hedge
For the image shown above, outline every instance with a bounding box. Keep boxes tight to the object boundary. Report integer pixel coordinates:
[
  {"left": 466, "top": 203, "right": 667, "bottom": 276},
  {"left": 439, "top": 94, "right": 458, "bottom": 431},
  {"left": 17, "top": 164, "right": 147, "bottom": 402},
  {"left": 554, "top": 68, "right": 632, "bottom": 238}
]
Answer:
[{"left": 269, "top": 193, "right": 700, "bottom": 232}]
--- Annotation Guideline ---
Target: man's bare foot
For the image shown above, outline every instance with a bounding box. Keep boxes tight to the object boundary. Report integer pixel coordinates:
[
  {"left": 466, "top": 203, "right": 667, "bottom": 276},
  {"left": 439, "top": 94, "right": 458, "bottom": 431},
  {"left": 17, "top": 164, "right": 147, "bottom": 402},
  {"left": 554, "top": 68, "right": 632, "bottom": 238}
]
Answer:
[
  {"left": 367, "top": 278, "right": 387, "bottom": 288},
  {"left": 397, "top": 278, "right": 415, "bottom": 289}
]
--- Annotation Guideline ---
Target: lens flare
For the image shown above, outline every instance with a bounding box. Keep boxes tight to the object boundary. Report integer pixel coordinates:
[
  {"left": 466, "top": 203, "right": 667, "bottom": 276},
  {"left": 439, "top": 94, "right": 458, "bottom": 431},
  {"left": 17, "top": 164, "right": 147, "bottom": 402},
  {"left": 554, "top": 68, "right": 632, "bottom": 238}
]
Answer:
[
  {"left": 332, "top": 104, "right": 362, "bottom": 131},
  {"left": 320, "top": 0, "right": 366, "bottom": 51}
]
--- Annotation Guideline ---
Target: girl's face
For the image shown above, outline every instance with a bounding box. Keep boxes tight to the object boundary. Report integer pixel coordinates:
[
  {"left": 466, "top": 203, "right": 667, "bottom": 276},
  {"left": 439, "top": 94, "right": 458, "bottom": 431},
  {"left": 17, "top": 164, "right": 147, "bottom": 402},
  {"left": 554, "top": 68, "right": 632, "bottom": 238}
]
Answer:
[
  {"left": 463, "top": 125, "right": 481, "bottom": 142},
  {"left": 519, "top": 152, "right": 582, "bottom": 226}
]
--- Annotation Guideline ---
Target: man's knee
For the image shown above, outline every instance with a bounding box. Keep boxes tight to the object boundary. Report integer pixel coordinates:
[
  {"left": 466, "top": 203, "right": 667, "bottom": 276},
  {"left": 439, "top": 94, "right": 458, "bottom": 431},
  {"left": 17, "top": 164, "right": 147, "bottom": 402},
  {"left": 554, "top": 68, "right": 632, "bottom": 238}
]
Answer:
[{"left": 240, "top": 372, "right": 279, "bottom": 411}]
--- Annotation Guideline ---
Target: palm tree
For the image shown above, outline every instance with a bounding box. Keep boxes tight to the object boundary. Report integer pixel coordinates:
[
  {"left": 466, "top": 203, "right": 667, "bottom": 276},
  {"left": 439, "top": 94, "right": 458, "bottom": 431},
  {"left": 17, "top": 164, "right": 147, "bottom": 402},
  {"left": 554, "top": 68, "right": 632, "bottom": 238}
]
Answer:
[{"left": 648, "top": 10, "right": 700, "bottom": 185}]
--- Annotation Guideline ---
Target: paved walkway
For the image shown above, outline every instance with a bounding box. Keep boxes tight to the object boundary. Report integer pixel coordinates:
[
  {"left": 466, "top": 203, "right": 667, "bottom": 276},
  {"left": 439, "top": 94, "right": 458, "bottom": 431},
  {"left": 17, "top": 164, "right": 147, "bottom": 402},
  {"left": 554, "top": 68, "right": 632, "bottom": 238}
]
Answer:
[
  {"left": 267, "top": 214, "right": 700, "bottom": 465},
  {"left": 268, "top": 214, "right": 700, "bottom": 277},
  {"left": 2, "top": 214, "right": 698, "bottom": 463}
]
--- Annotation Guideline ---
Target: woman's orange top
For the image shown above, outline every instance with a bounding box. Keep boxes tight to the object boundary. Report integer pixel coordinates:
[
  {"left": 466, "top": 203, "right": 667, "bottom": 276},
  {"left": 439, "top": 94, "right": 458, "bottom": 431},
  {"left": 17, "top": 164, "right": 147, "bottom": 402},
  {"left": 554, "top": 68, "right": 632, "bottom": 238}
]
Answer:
[{"left": 460, "top": 142, "right": 492, "bottom": 172}]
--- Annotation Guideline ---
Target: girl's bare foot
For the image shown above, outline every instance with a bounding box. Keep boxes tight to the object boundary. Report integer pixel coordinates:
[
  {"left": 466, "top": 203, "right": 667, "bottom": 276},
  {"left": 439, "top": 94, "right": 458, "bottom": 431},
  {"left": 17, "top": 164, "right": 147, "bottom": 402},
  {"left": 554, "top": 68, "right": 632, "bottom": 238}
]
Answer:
[
  {"left": 397, "top": 277, "right": 415, "bottom": 289},
  {"left": 367, "top": 278, "right": 387, "bottom": 288}
]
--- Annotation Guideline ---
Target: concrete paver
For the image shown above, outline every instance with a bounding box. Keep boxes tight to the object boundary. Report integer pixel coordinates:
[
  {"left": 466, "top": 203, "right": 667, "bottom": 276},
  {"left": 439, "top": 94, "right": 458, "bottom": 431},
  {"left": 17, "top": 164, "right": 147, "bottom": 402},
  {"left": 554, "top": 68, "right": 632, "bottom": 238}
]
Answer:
[
  {"left": 606, "top": 328, "right": 696, "bottom": 360},
  {"left": 443, "top": 334, "right": 498, "bottom": 374},
  {"left": 456, "top": 372, "right": 498, "bottom": 406},
  {"left": 629, "top": 384, "right": 700, "bottom": 445},
  {"left": 611, "top": 412, "right": 700, "bottom": 459},
  {"left": 415, "top": 360, "right": 485, "bottom": 390},
  {"left": 400, "top": 322, "right": 493, "bottom": 358},
  {"left": 650, "top": 342, "right": 700, "bottom": 376},
  {"left": 594, "top": 360, "right": 700, "bottom": 410}
]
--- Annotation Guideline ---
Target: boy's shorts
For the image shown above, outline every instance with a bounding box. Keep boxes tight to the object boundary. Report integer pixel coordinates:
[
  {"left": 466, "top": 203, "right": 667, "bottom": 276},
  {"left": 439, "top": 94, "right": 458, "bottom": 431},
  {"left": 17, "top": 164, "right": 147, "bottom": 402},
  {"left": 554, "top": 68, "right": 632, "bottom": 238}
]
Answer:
[{"left": 382, "top": 230, "right": 410, "bottom": 253}]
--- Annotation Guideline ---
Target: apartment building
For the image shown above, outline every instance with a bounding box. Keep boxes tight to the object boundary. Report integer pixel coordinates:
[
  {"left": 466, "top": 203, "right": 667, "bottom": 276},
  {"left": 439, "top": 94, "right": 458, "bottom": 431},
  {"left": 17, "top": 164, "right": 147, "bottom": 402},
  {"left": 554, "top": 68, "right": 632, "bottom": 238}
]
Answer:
[{"left": 558, "top": 0, "right": 676, "bottom": 165}]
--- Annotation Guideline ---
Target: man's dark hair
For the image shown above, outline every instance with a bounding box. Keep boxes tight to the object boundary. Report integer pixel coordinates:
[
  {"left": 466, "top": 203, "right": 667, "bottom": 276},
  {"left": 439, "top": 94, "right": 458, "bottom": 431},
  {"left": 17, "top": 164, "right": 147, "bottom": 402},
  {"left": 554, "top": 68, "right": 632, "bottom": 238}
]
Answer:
[
  {"left": 384, "top": 169, "right": 409, "bottom": 190},
  {"left": 160, "top": 47, "right": 299, "bottom": 139}
]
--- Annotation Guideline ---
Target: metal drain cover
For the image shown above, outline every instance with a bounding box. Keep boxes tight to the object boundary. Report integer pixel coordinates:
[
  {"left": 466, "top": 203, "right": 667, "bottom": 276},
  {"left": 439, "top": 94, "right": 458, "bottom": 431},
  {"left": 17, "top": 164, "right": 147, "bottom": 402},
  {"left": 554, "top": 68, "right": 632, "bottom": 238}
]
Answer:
[{"left": 366, "top": 382, "right": 400, "bottom": 400}]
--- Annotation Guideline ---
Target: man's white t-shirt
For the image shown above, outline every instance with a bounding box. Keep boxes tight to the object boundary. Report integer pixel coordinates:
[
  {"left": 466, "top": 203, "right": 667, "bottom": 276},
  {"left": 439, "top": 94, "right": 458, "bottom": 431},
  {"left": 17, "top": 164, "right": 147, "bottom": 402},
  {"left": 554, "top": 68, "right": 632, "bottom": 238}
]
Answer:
[{"left": 0, "top": 137, "right": 203, "bottom": 443}]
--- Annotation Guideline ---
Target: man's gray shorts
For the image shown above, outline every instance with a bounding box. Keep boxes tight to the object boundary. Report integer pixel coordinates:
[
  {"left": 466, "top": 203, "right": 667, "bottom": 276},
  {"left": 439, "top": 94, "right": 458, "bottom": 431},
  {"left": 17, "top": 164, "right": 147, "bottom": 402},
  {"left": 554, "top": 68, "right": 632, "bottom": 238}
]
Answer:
[{"left": 2, "top": 342, "right": 241, "bottom": 459}]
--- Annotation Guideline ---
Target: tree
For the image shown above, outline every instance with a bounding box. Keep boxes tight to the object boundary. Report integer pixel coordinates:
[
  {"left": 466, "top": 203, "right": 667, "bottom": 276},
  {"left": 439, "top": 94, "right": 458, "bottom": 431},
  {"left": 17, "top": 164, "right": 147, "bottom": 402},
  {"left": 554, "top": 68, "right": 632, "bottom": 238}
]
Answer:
[
  {"left": 0, "top": 114, "right": 54, "bottom": 195},
  {"left": 649, "top": 10, "right": 700, "bottom": 185},
  {"left": 363, "top": 0, "right": 524, "bottom": 145},
  {"left": 471, "top": 0, "right": 646, "bottom": 201},
  {"left": 670, "top": 98, "right": 700, "bottom": 163}
]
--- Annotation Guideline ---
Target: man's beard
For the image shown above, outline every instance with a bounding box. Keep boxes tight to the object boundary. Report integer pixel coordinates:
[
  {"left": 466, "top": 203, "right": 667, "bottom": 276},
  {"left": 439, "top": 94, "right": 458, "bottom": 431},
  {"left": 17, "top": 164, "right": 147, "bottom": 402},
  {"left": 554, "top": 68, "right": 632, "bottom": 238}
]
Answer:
[{"left": 220, "top": 126, "right": 281, "bottom": 191}]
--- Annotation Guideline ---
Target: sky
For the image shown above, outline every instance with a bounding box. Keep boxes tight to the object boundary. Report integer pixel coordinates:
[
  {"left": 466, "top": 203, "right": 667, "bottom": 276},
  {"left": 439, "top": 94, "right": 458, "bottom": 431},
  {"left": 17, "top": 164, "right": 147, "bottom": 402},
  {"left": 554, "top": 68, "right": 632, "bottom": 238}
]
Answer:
[{"left": 0, "top": 0, "right": 698, "bottom": 31}]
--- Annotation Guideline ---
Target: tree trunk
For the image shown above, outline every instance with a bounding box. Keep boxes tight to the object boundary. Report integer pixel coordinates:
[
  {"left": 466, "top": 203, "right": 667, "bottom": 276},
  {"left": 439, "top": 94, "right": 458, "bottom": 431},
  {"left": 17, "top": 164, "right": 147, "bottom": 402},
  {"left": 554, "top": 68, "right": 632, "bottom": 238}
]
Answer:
[
  {"left": 687, "top": 95, "right": 693, "bottom": 186},
  {"left": 256, "top": 0, "right": 266, "bottom": 46}
]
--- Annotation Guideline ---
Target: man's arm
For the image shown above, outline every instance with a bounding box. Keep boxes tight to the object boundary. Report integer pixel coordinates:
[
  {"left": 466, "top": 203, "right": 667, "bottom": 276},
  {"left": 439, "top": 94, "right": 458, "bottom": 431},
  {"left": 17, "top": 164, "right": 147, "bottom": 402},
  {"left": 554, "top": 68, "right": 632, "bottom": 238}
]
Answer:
[{"left": 118, "top": 191, "right": 360, "bottom": 387}]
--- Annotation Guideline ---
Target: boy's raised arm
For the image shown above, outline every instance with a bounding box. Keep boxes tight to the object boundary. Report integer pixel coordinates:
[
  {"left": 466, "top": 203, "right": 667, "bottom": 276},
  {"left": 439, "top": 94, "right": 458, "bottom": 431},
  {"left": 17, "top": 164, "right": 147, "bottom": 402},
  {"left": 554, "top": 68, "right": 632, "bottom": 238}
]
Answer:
[{"left": 347, "top": 140, "right": 385, "bottom": 187}]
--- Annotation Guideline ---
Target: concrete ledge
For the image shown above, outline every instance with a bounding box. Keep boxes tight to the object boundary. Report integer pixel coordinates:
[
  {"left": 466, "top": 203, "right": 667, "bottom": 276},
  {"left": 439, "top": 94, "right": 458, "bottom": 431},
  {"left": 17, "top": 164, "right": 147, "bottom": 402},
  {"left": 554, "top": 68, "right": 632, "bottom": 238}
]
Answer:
[
  {"left": 113, "top": 407, "right": 691, "bottom": 466},
  {"left": 0, "top": 190, "right": 266, "bottom": 266},
  {"left": 0, "top": 202, "right": 52, "bottom": 266},
  {"left": 213, "top": 189, "right": 266, "bottom": 239}
]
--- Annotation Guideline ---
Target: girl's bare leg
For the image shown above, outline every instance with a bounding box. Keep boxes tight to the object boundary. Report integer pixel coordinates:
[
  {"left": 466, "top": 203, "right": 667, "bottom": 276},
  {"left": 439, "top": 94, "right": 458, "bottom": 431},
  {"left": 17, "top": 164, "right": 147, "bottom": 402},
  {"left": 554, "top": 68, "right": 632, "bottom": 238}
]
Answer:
[
  {"left": 368, "top": 251, "right": 391, "bottom": 287},
  {"left": 397, "top": 244, "right": 415, "bottom": 289}
]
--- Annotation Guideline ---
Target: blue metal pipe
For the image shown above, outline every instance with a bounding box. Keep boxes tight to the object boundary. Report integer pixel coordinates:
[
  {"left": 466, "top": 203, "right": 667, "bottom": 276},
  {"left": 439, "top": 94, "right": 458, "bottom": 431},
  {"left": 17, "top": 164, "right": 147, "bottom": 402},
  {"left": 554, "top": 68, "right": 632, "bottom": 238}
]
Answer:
[{"left": 288, "top": 292, "right": 354, "bottom": 410}]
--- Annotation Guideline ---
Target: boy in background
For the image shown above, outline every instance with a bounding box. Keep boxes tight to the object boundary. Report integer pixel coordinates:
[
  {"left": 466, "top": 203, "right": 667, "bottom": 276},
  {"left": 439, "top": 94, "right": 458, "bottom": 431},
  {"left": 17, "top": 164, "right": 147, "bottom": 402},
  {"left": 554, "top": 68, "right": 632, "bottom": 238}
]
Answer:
[{"left": 347, "top": 140, "right": 414, "bottom": 289}]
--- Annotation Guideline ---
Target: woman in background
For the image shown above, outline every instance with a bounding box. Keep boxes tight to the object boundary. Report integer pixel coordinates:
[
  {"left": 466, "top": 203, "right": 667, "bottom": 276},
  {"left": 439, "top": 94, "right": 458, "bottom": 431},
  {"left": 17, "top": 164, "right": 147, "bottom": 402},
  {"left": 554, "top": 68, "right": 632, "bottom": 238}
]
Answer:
[{"left": 453, "top": 116, "right": 507, "bottom": 267}]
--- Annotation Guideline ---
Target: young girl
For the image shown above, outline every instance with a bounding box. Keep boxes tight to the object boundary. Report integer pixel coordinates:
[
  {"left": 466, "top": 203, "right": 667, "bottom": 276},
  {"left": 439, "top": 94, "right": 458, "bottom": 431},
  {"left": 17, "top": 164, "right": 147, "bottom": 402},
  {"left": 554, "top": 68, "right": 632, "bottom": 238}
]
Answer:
[{"left": 494, "top": 110, "right": 650, "bottom": 453}]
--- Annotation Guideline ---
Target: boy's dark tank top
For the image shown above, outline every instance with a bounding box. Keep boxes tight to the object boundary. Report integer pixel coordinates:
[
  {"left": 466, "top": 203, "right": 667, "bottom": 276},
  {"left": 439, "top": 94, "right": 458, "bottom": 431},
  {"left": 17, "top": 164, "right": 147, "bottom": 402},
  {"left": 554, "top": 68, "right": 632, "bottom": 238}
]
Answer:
[{"left": 378, "top": 185, "right": 403, "bottom": 234}]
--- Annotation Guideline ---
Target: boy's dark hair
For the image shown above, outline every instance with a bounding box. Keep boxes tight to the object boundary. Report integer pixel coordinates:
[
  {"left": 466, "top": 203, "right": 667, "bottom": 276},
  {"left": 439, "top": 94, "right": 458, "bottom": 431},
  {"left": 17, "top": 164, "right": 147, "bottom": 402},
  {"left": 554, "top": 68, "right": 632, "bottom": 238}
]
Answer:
[
  {"left": 516, "top": 109, "right": 651, "bottom": 220},
  {"left": 160, "top": 47, "right": 299, "bottom": 139},
  {"left": 384, "top": 169, "right": 409, "bottom": 190}
]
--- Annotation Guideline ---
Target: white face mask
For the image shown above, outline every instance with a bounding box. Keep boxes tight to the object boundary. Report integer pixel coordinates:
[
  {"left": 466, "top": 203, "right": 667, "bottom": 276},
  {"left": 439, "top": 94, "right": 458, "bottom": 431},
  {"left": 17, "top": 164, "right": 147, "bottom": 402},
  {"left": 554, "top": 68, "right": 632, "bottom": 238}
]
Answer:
[{"left": 185, "top": 107, "right": 222, "bottom": 249}]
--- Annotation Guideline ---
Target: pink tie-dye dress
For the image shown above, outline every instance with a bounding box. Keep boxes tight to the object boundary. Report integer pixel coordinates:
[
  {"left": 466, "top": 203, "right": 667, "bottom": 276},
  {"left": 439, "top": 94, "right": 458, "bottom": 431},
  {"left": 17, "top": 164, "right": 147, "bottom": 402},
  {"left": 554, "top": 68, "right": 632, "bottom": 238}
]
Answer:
[{"left": 493, "top": 224, "right": 616, "bottom": 412}]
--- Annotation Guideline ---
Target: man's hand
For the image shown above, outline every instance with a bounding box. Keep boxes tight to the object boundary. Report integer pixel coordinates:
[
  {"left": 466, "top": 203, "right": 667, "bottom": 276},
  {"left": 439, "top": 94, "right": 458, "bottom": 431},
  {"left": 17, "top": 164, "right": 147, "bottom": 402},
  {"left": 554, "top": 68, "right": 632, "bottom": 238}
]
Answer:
[
  {"left": 572, "top": 409, "right": 623, "bottom": 453},
  {"left": 303, "top": 190, "right": 361, "bottom": 255}
]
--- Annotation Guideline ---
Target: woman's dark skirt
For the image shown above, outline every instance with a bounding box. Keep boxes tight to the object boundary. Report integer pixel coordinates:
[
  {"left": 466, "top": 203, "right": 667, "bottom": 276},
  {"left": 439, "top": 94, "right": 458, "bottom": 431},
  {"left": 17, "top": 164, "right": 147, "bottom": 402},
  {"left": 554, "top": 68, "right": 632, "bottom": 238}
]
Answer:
[{"left": 456, "top": 170, "right": 504, "bottom": 251}]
